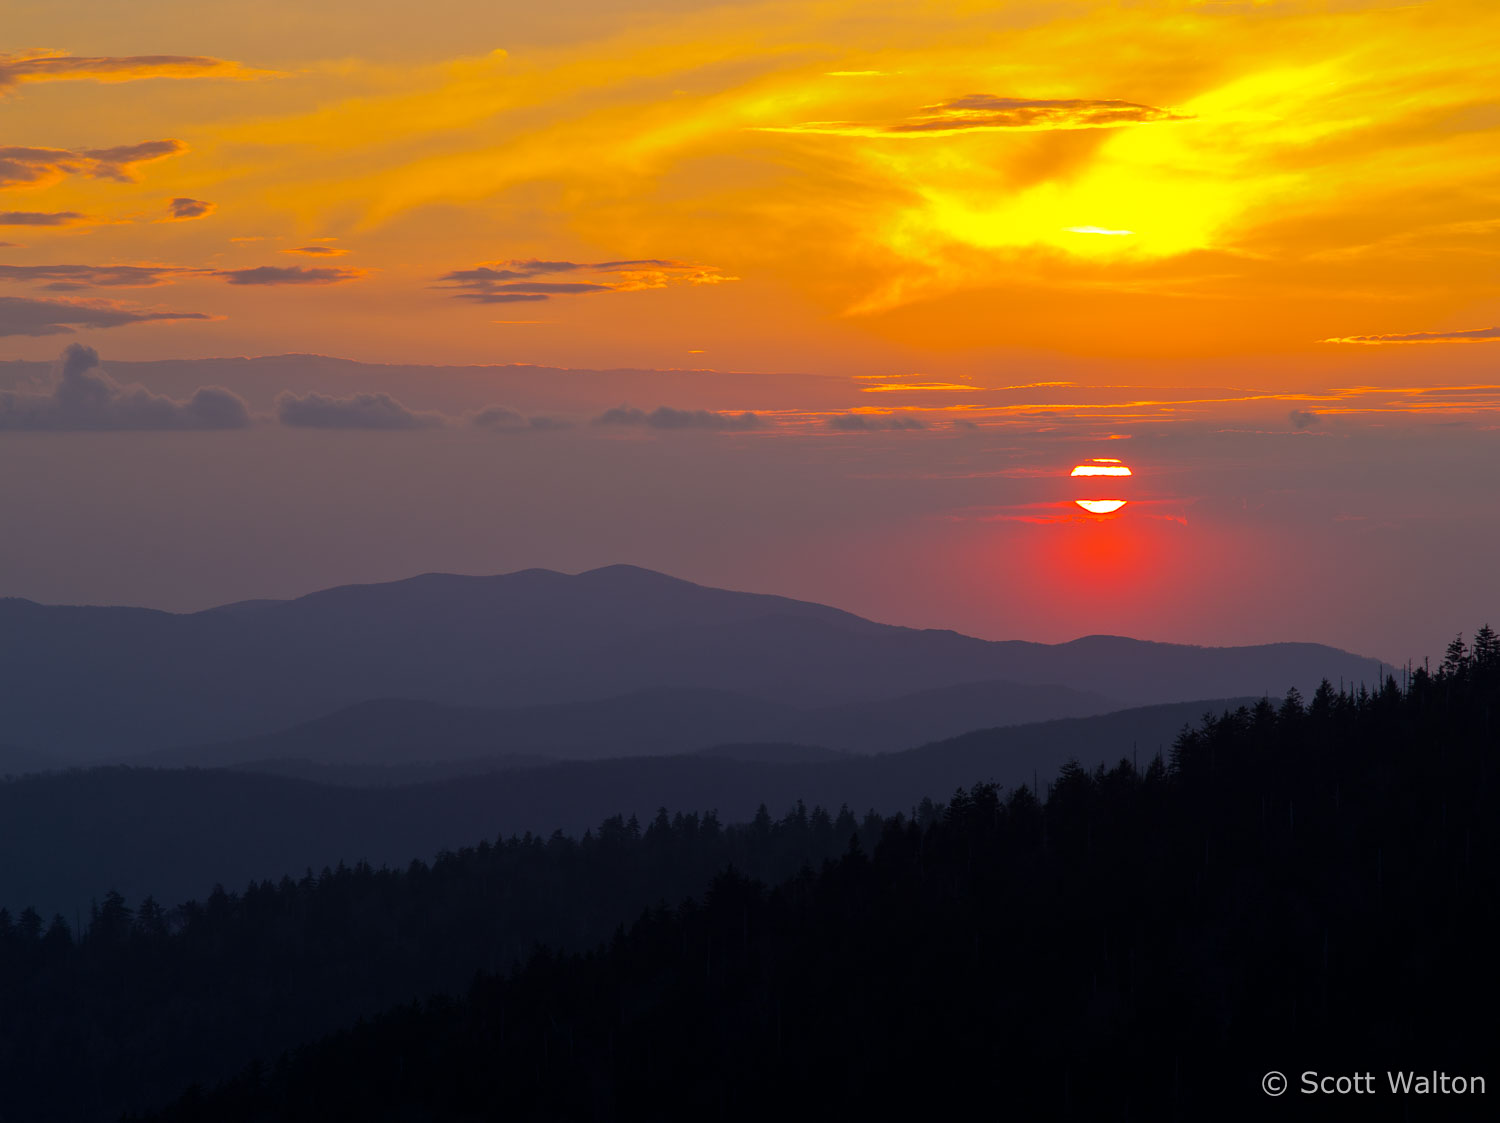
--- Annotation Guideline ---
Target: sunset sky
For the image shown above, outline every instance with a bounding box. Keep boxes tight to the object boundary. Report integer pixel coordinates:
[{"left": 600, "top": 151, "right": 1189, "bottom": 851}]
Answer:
[{"left": 3, "top": 0, "right": 1497, "bottom": 662}]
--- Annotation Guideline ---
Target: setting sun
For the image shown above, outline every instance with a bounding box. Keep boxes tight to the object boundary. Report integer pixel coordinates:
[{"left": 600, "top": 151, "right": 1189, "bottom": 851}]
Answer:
[{"left": 1072, "top": 459, "right": 1130, "bottom": 513}]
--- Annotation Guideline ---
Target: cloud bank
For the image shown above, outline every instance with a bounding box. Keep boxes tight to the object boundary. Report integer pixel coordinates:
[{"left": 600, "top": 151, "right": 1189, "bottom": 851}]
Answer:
[
  {"left": 595, "top": 405, "right": 763, "bottom": 430},
  {"left": 275, "top": 390, "right": 444, "bottom": 430},
  {"left": 0, "top": 344, "right": 248, "bottom": 431},
  {"left": 473, "top": 405, "right": 569, "bottom": 431},
  {"left": 826, "top": 412, "right": 926, "bottom": 431}
]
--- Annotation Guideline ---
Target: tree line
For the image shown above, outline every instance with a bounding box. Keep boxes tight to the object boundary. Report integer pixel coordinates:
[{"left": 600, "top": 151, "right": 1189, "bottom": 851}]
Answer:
[{"left": 5, "top": 627, "right": 1498, "bottom": 1121}]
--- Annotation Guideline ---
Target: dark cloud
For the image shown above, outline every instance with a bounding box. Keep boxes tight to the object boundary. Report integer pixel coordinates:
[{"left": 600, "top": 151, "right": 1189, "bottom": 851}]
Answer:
[
  {"left": 595, "top": 406, "right": 763, "bottom": 431},
  {"left": 1324, "top": 326, "right": 1500, "bottom": 345},
  {"left": 0, "top": 343, "right": 248, "bottom": 431},
  {"left": 0, "top": 211, "right": 91, "bottom": 226},
  {"left": 771, "top": 95, "right": 1188, "bottom": 137},
  {"left": 281, "top": 245, "right": 347, "bottom": 257},
  {"left": 0, "top": 264, "right": 210, "bottom": 289},
  {"left": 473, "top": 405, "right": 570, "bottom": 431},
  {"left": 0, "top": 295, "right": 211, "bottom": 337},
  {"left": 826, "top": 412, "right": 926, "bottom": 431},
  {"left": 0, "top": 50, "right": 262, "bottom": 92},
  {"left": 1289, "top": 410, "right": 1321, "bottom": 429},
  {"left": 165, "top": 197, "right": 214, "bottom": 220},
  {"left": 275, "top": 390, "right": 444, "bottom": 430},
  {"left": 0, "top": 140, "right": 184, "bottom": 187},
  {"left": 216, "top": 265, "right": 367, "bottom": 286},
  {"left": 437, "top": 259, "right": 734, "bottom": 303}
]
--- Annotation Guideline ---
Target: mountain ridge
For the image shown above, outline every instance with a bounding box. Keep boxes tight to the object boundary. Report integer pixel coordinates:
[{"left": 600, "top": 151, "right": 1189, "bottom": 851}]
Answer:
[{"left": 0, "top": 565, "right": 1387, "bottom": 758}]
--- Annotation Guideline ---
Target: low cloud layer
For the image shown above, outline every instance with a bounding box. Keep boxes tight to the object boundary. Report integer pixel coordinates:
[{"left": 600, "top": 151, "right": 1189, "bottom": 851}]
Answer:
[
  {"left": 473, "top": 405, "right": 569, "bottom": 431},
  {"left": 275, "top": 390, "right": 444, "bottom": 430},
  {"left": 769, "top": 95, "right": 1188, "bottom": 138},
  {"left": 1289, "top": 410, "right": 1320, "bottom": 429},
  {"left": 1324, "top": 326, "right": 1500, "bottom": 345},
  {"left": 826, "top": 412, "right": 926, "bottom": 431},
  {"left": 595, "top": 406, "right": 763, "bottom": 430},
  {"left": 438, "top": 258, "right": 734, "bottom": 303},
  {"left": 0, "top": 49, "right": 265, "bottom": 92},
  {"left": 0, "top": 295, "right": 211, "bottom": 337},
  {"left": 165, "top": 198, "right": 214, "bottom": 220},
  {"left": 0, "top": 140, "right": 184, "bottom": 188},
  {"left": 218, "top": 265, "right": 366, "bottom": 286},
  {"left": 0, "top": 343, "right": 248, "bottom": 431}
]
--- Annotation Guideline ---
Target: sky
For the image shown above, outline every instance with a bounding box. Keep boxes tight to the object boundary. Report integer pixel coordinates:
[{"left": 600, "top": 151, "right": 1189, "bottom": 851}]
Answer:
[{"left": 1, "top": 0, "right": 1497, "bottom": 663}]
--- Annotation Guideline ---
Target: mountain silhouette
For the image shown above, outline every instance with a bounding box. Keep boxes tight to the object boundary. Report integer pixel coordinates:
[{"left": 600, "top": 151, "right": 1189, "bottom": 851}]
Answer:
[{"left": 0, "top": 565, "right": 1386, "bottom": 758}]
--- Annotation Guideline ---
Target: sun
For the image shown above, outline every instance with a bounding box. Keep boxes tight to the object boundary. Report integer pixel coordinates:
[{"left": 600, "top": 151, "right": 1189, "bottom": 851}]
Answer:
[{"left": 1071, "top": 458, "right": 1131, "bottom": 513}]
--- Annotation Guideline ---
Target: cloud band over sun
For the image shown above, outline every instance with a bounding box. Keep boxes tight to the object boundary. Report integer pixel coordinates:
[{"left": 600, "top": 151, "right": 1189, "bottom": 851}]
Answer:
[{"left": 765, "top": 95, "right": 1189, "bottom": 138}]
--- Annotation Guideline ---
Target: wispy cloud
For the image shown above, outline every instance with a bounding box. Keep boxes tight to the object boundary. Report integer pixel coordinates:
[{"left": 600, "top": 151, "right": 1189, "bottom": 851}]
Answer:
[
  {"left": 0, "top": 49, "right": 270, "bottom": 93},
  {"left": 0, "top": 295, "right": 211, "bottom": 337},
  {"left": 0, "top": 140, "right": 185, "bottom": 188},
  {"left": 766, "top": 95, "right": 1188, "bottom": 138},
  {"left": 0, "top": 211, "right": 93, "bottom": 227},
  {"left": 860, "top": 381, "right": 980, "bottom": 393},
  {"left": 437, "top": 258, "right": 735, "bottom": 303},
  {"left": 281, "top": 245, "right": 349, "bottom": 257},
  {"left": 164, "top": 198, "right": 214, "bottom": 221},
  {"left": 0, "top": 264, "right": 210, "bottom": 290},
  {"left": 1323, "top": 326, "right": 1500, "bottom": 345},
  {"left": 215, "top": 265, "right": 367, "bottom": 286}
]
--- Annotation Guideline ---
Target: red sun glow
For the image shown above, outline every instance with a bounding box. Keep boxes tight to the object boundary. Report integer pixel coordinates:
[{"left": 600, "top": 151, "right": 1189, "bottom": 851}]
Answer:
[{"left": 1072, "top": 458, "right": 1130, "bottom": 513}]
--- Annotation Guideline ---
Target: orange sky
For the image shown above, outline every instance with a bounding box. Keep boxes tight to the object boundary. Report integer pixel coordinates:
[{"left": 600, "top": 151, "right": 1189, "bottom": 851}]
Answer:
[
  {"left": 4, "top": 0, "right": 1499, "bottom": 380},
  {"left": 2, "top": 1, "right": 1498, "bottom": 659}
]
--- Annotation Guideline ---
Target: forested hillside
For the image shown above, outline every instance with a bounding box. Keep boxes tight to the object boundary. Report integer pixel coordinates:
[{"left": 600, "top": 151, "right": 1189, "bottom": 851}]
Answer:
[
  {"left": 135, "top": 630, "right": 1497, "bottom": 1122},
  {"left": 1, "top": 632, "right": 1493, "bottom": 1121}
]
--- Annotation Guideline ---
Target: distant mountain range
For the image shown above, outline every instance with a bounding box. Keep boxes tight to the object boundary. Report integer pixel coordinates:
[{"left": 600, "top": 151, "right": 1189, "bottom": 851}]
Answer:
[
  {"left": 0, "top": 698, "right": 1253, "bottom": 919},
  {"left": 0, "top": 565, "right": 1387, "bottom": 761},
  {"left": 139, "top": 679, "right": 1123, "bottom": 770}
]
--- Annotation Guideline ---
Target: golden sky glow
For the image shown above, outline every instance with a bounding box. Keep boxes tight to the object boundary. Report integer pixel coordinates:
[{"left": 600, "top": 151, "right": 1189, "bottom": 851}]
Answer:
[
  {"left": 2, "top": 0, "right": 1498, "bottom": 382},
  {"left": 7, "top": 1, "right": 1500, "bottom": 669}
]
